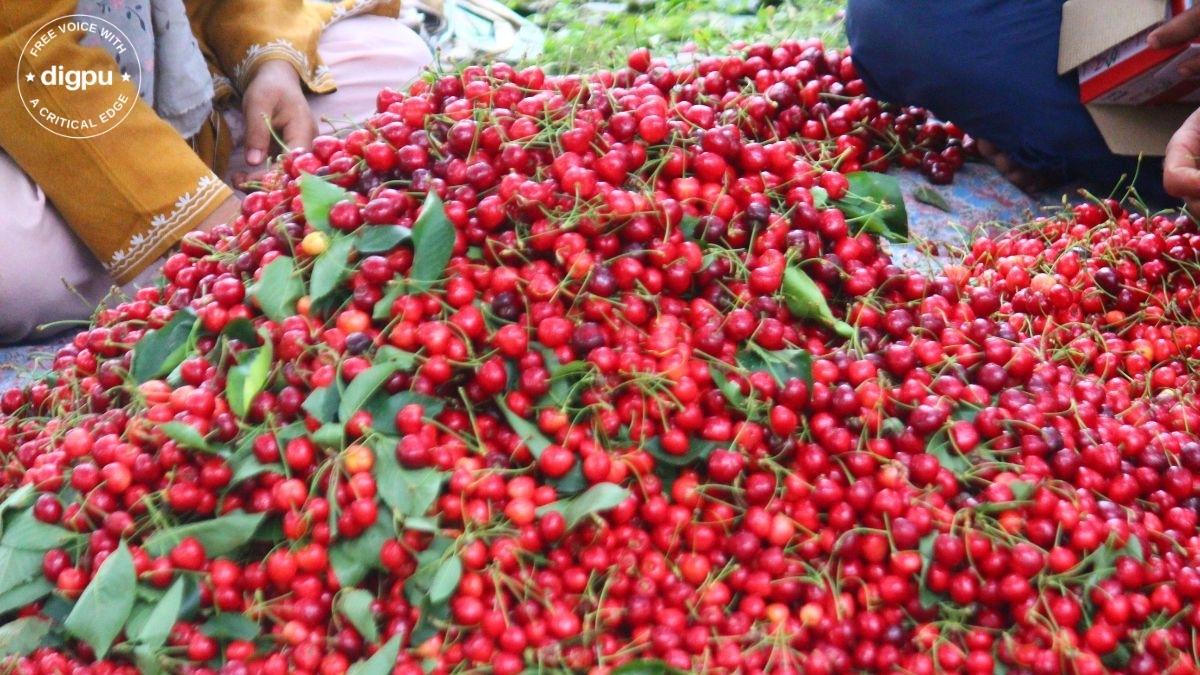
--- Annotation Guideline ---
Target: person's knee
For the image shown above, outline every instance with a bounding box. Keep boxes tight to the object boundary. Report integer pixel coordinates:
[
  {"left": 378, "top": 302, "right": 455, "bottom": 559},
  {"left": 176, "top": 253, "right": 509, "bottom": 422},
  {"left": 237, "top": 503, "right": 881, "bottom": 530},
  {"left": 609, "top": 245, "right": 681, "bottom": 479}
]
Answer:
[
  {"left": 321, "top": 15, "right": 433, "bottom": 82},
  {"left": 0, "top": 172, "right": 112, "bottom": 343}
]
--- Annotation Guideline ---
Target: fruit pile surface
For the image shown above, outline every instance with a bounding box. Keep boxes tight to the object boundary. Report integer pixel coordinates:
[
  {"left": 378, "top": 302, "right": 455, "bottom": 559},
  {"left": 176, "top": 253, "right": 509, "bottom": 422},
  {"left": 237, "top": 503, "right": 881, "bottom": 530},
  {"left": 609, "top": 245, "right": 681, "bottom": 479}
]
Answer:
[{"left": 1, "top": 41, "right": 1196, "bottom": 675}]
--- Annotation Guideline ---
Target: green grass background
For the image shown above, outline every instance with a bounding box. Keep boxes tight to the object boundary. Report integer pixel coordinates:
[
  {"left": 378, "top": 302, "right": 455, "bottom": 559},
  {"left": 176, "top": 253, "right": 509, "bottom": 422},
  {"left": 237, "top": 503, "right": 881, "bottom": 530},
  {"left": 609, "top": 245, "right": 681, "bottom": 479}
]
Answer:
[{"left": 504, "top": 0, "right": 845, "bottom": 71}]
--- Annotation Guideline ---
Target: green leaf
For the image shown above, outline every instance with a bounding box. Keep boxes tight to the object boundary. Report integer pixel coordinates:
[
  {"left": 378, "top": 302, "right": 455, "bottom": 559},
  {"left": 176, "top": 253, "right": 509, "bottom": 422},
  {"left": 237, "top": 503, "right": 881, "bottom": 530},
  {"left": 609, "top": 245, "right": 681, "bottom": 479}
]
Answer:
[
  {"left": 495, "top": 398, "right": 553, "bottom": 459},
  {"left": 312, "top": 423, "right": 345, "bottom": 448},
  {"left": 913, "top": 185, "right": 951, "bottom": 213},
  {"left": 310, "top": 234, "right": 356, "bottom": 303},
  {"left": 781, "top": 265, "right": 854, "bottom": 338},
  {"left": 200, "top": 613, "right": 261, "bottom": 641},
  {"left": 226, "top": 338, "right": 274, "bottom": 418},
  {"left": 372, "top": 281, "right": 405, "bottom": 321},
  {"left": 251, "top": 256, "right": 304, "bottom": 323},
  {"left": 330, "top": 521, "right": 393, "bottom": 587},
  {"left": 303, "top": 386, "right": 341, "bottom": 424},
  {"left": 357, "top": 225, "right": 411, "bottom": 253},
  {"left": 680, "top": 215, "right": 701, "bottom": 240},
  {"left": 64, "top": 540, "right": 136, "bottom": 659},
  {"left": 131, "top": 310, "right": 198, "bottom": 383},
  {"left": 376, "top": 345, "right": 418, "bottom": 370},
  {"left": 370, "top": 437, "right": 446, "bottom": 519},
  {"left": 408, "top": 191, "right": 455, "bottom": 290},
  {"left": 612, "top": 661, "right": 686, "bottom": 675},
  {"left": 1, "top": 509, "right": 77, "bottom": 550},
  {"left": 736, "top": 346, "right": 812, "bottom": 386},
  {"left": 0, "top": 576, "right": 52, "bottom": 615},
  {"left": 1007, "top": 480, "right": 1035, "bottom": 501},
  {"left": 951, "top": 404, "right": 980, "bottom": 422},
  {"left": 834, "top": 171, "right": 909, "bottom": 241},
  {"left": 810, "top": 186, "right": 829, "bottom": 209},
  {"left": 0, "top": 484, "right": 35, "bottom": 524},
  {"left": 347, "top": 634, "right": 402, "bottom": 675},
  {"left": 220, "top": 317, "right": 260, "bottom": 345},
  {"left": 160, "top": 422, "right": 212, "bottom": 452},
  {"left": 0, "top": 617, "right": 50, "bottom": 658},
  {"left": 550, "top": 464, "right": 588, "bottom": 496},
  {"left": 1122, "top": 536, "right": 1145, "bottom": 562},
  {"left": 336, "top": 589, "right": 378, "bottom": 642},
  {"left": 339, "top": 362, "right": 401, "bottom": 421},
  {"left": 644, "top": 437, "right": 723, "bottom": 468},
  {"left": 129, "top": 579, "right": 183, "bottom": 651},
  {"left": 404, "top": 516, "right": 439, "bottom": 533},
  {"left": 230, "top": 455, "right": 272, "bottom": 485},
  {"left": 143, "top": 512, "right": 266, "bottom": 557},
  {"left": 0, "top": 546, "right": 46, "bottom": 600},
  {"left": 539, "top": 483, "right": 631, "bottom": 529},
  {"left": 564, "top": 483, "right": 629, "bottom": 527},
  {"left": 534, "top": 345, "right": 591, "bottom": 408},
  {"left": 410, "top": 598, "right": 449, "bottom": 645},
  {"left": 708, "top": 366, "right": 744, "bottom": 407},
  {"left": 926, "top": 430, "right": 971, "bottom": 475},
  {"left": 917, "top": 532, "right": 939, "bottom": 608},
  {"left": 427, "top": 556, "right": 462, "bottom": 605},
  {"left": 300, "top": 173, "right": 350, "bottom": 234},
  {"left": 364, "top": 391, "right": 445, "bottom": 435},
  {"left": 404, "top": 536, "right": 454, "bottom": 605},
  {"left": 1079, "top": 535, "right": 1148, "bottom": 590}
]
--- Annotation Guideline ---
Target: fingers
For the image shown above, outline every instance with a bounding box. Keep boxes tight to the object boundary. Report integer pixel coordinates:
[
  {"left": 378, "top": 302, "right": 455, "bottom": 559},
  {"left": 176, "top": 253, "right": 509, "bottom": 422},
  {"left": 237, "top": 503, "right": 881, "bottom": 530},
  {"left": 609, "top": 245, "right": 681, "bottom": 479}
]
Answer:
[
  {"left": 280, "top": 99, "right": 318, "bottom": 153},
  {"left": 242, "top": 92, "right": 272, "bottom": 168},
  {"left": 1179, "top": 53, "right": 1200, "bottom": 77},
  {"left": 1163, "top": 109, "right": 1200, "bottom": 198},
  {"left": 1150, "top": 8, "right": 1200, "bottom": 49}
]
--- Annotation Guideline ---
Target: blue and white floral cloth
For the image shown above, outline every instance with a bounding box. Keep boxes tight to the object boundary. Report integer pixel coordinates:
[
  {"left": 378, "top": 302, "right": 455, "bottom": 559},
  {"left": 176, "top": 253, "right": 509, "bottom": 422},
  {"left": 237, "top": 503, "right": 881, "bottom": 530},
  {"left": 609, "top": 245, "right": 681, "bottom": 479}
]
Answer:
[{"left": 78, "top": 0, "right": 213, "bottom": 136}]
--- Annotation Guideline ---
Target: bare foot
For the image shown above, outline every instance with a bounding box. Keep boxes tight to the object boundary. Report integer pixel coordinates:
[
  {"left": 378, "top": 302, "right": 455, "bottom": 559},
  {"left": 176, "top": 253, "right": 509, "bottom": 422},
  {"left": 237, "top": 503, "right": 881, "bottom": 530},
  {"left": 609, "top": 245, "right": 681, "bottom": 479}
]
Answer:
[{"left": 976, "top": 139, "right": 1055, "bottom": 194}]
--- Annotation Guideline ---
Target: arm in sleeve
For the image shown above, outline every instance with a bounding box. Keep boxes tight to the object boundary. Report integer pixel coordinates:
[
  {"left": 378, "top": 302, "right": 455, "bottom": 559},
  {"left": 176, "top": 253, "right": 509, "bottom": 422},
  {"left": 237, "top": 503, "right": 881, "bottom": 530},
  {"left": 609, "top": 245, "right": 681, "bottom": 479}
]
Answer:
[{"left": 0, "top": 0, "right": 234, "bottom": 284}]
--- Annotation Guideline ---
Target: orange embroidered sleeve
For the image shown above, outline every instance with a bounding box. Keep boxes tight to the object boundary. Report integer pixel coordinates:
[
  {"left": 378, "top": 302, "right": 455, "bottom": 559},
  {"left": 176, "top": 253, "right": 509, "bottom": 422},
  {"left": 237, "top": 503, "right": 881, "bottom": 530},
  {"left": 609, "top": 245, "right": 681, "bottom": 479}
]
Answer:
[
  {"left": 187, "top": 0, "right": 401, "bottom": 96},
  {"left": 0, "top": 0, "right": 234, "bottom": 284}
]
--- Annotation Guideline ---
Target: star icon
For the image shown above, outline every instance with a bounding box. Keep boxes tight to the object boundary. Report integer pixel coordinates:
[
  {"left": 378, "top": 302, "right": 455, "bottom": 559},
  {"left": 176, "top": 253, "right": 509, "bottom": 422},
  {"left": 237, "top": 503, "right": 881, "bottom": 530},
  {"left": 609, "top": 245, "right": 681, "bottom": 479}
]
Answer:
[
  {"left": 25, "top": 72, "right": 33, "bottom": 82},
  {"left": 121, "top": 72, "right": 131, "bottom": 82}
]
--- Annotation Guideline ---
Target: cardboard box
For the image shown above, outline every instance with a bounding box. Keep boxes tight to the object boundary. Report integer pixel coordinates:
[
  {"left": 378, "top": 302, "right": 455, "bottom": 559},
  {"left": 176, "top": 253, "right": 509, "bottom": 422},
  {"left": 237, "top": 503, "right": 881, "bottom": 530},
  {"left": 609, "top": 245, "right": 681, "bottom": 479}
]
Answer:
[{"left": 1059, "top": 0, "right": 1198, "bottom": 155}]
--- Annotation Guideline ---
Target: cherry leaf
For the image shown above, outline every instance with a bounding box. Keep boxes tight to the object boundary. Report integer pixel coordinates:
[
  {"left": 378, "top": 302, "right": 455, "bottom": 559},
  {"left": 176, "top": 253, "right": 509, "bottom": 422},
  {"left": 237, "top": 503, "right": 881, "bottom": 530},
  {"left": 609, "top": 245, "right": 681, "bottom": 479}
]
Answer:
[
  {"left": 299, "top": 173, "right": 350, "bottom": 234},
  {"left": 309, "top": 234, "right": 356, "bottom": 304},
  {"left": 143, "top": 512, "right": 266, "bottom": 557},
  {"left": 356, "top": 225, "right": 411, "bottom": 253},
  {"left": 226, "top": 338, "right": 274, "bottom": 418},
  {"left": 347, "top": 634, "right": 402, "bottom": 675},
  {"left": 0, "top": 617, "right": 50, "bottom": 658},
  {"left": 64, "top": 540, "right": 136, "bottom": 659},
  {"left": 336, "top": 588, "right": 378, "bottom": 642},
  {"left": 130, "top": 310, "right": 198, "bottom": 383},
  {"left": 834, "top": 171, "right": 909, "bottom": 241},
  {"left": 251, "top": 256, "right": 304, "bottom": 323},
  {"left": 781, "top": 265, "right": 854, "bottom": 338},
  {"left": 339, "top": 361, "right": 401, "bottom": 421},
  {"left": 495, "top": 397, "right": 553, "bottom": 459},
  {"left": 408, "top": 191, "right": 455, "bottom": 290}
]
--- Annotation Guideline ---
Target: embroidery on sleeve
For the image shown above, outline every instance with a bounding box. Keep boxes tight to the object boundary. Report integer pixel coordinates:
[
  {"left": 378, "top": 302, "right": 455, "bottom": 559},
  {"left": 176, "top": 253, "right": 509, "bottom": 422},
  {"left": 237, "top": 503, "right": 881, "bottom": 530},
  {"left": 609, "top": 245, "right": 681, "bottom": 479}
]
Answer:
[
  {"left": 106, "top": 174, "right": 228, "bottom": 280},
  {"left": 328, "top": 0, "right": 387, "bottom": 25},
  {"left": 231, "top": 39, "right": 335, "bottom": 92}
]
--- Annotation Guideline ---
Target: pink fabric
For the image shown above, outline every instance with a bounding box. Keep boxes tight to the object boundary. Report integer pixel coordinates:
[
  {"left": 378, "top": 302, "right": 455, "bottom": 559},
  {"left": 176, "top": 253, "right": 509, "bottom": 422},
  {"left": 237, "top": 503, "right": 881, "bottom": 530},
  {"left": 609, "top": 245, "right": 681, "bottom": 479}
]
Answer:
[
  {"left": 223, "top": 15, "right": 432, "bottom": 182},
  {"left": 0, "top": 16, "right": 431, "bottom": 343}
]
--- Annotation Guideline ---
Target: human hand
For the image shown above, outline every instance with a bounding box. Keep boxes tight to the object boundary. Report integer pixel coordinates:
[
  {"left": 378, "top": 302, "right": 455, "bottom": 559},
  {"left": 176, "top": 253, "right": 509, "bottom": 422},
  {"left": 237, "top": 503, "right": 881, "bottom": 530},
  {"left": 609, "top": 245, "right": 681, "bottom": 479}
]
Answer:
[
  {"left": 1149, "top": 8, "right": 1200, "bottom": 76},
  {"left": 241, "top": 60, "right": 317, "bottom": 169},
  {"left": 1164, "top": 108, "right": 1200, "bottom": 213}
]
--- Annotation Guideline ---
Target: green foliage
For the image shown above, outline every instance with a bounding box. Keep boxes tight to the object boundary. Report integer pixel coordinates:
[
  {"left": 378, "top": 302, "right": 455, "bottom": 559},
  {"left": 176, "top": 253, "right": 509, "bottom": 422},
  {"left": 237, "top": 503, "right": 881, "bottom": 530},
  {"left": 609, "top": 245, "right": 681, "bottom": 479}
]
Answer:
[{"left": 503, "top": 0, "right": 844, "bottom": 73}]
